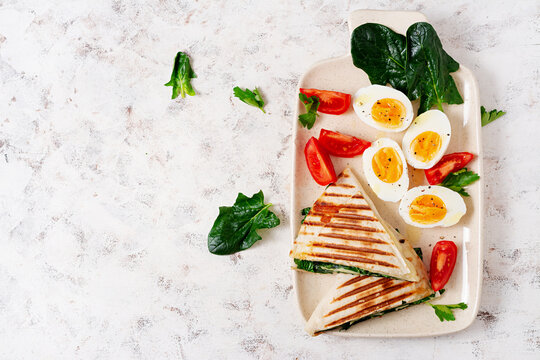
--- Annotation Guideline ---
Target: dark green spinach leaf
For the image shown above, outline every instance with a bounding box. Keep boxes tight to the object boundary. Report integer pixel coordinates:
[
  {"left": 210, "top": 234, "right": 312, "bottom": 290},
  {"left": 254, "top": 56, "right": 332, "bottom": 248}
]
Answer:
[
  {"left": 300, "top": 207, "right": 311, "bottom": 224},
  {"left": 208, "top": 191, "right": 280, "bottom": 255},
  {"left": 164, "top": 52, "right": 196, "bottom": 99},
  {"left": 406, "top": 22, "right": 463, "bottom": 113},
  {"left": 414, "top": 247, "right": 423, "bottom": 261},
  {"left": 481, "top": 106, "right": 506, "bottom": 126},
  {"left": 294, "top": 259, "right": 395, "bottom": 278},
  {"left": 351, "top": 23, "right": 408, "bottom": 93},
  {"left": 441, "top": 168, "right": 480, "bottom": 196},
  {"left": 350, "top": 22, "right": 463, "bottom": 115},
  {"left": 298, "top": 93, "right": 320, "bottom": 129},
  {"left": 233, "top": 87, "right": 266, "bottom": 113}
]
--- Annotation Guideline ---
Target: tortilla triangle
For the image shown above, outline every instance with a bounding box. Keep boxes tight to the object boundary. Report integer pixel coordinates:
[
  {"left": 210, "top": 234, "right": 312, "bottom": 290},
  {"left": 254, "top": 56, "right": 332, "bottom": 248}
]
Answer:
[
  {"left": 291, "top": 167, "right": 420, "bottom": 282},
  {"left": 304, "top": 249, "right": 433, "bottom": 335}
]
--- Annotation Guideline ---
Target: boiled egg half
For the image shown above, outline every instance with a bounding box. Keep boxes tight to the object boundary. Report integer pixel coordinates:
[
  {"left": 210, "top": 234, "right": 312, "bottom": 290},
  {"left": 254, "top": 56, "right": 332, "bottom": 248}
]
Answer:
[
  {"left": 362, "top": 138, "right": 409, "bottom": 202},
  {"left": 402, "top": 110, "right": 451, "bottom": 169},
  {"left": 399, "top": 186, "right": 466, "bottom": 228},
  {"left": 353, "top": 85, "right": 414, "bottom": 132}
]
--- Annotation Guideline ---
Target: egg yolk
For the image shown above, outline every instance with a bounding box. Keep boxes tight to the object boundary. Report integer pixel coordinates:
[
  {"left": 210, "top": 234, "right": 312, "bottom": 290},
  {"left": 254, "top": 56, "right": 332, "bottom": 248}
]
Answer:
[
  {"left": 410, "top": 131, "right": 442, "bottom": 162},
  {"left": 372, "top": 147, "right": 403, "bottom": 183},
  {"left": 409, "top": 195, "right": 447, "bottom": 224},
  {"left": 371, "top": 98, "right": 406, "bottom": 128}
]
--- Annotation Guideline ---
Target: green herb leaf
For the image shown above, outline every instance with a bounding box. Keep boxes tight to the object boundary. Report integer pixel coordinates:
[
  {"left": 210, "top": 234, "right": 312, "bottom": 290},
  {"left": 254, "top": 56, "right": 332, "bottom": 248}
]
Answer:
[
  {"left": 298, "top": 93, "right": 320, "bottom": 129},
  {"left": 300, "top": 207, "right": 311, "bottom": 224},
  {"left": 233, "top": 87, "right": 266, "bottom": 113},
  {"left": 208, "top": 190, "right": 280, "bottom": 255},
  {"left": 406, "top": 22, "right": 463, "bottom": 114},
  {"left": 414, "top": 247, "right": 423, "bottom": 261},
  {"left": 294, "top": 259, "right": 396, "bottom": 278},
  {"left": 441, "top": 168, "right": 480, "bottom": 197},
  {"left": 481, "top": 106, "right": 506, "bottom": 126},
  {"left": 351, "top": 23, "right": 408, "bottom": 93},
  {"left": 428, "top": 302, "right": 468, "bottom": 322},
  {"left": 164, "top": 52, "right": 196, "bottom": 99}
]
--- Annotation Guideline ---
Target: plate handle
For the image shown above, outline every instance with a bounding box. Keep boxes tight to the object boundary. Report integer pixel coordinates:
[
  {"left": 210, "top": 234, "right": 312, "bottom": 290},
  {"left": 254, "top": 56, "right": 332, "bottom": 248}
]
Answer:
[{"left": 348, "top": 10, "right": 428, "bottom": 36}]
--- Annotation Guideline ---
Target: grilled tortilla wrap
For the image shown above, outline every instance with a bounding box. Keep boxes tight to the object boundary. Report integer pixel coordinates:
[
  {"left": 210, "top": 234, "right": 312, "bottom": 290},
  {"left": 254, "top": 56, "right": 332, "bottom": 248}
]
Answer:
[
  {"left": 304, "top": 246, "right": 433, "bottom": 335},
  {"left": 291, "top": 168, "right": 420, "bottom": 281}
]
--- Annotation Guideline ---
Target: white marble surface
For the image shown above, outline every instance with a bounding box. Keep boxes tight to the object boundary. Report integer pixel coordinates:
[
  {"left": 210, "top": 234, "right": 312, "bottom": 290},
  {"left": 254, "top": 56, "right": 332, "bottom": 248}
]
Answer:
[{"left": 0, "top": 0, "right": 539, "bottom": 359}]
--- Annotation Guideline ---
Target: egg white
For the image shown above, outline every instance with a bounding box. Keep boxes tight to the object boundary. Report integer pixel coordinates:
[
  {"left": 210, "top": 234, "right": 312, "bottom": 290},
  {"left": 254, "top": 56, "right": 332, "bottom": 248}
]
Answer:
[
  {"left": 362, "top": 138, "right": 409, "bottom": 202},
  {"left": 402, "top": 110, "right": 451, "bottom": 169},
  {"left": 353, "top": 85, "right": 414, "bottom": 132},
  {"left": 399, "top": 186, "right": 466, "bottom": 228}
]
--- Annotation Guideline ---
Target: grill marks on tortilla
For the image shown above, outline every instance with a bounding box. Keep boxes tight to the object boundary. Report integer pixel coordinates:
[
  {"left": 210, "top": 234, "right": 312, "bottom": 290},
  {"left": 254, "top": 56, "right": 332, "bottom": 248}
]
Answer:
[
  {"left": 319, "top": 232, "right": 386, "bottom": 244},
  {"left": 299, "top": 190, "right": 398, "bottom": 268},
  {"left": 312, "top": 253, "right": 398, "bottom": 268},
  {"left": 323, "top": 276, "right": 417, "bottom": 327},
  {"left": 311, "top": 243, "right": 392, "bottom": 256},
  {"left": 326, "top": 291, "right": 414, "bottom": 327},
  {"left": 292, "top": 168, "right": 419, "bottom": 280}
]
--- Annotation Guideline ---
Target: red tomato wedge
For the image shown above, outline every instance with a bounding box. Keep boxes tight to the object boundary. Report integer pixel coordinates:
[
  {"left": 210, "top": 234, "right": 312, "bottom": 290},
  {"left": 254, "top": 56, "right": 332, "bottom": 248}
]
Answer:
[
  {"left": 299, "top": 88, "right": 351, "bottom": 115},
  {"left": 430, "top": 241, "right": 458, "bottom": 291},
  {"left": 318, "top": 129, "right": 371, "bottom": 158},
  {"left": 304, "top": 137, "right": 337, "bottom": 186},
  {"left": 425, "top": 152, "right": 474, "bottom": 185}
]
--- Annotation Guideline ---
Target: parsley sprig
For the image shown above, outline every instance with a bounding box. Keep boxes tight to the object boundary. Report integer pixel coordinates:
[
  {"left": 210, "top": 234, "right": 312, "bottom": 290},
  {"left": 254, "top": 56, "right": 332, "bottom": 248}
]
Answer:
[
  {"left": 233, "top": 87, "right": 266, "bottom": 113},
  {"left": 481, "top": 106, "right": 506, "bottom": 126},
  {"left": 428, "top": 302, "right": 468, "bottom": 321},
  {"left": 298, "top": 93, "right": 320, "bottom": 129},
  {"left": 441, "top": 168, "right": 480, "bottom": 196}
]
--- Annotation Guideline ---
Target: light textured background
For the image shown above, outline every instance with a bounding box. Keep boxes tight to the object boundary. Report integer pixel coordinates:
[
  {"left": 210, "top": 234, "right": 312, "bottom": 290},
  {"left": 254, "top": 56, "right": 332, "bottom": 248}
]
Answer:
[{"left": 0, "top": 0, "right": 539, "bottom": 359}]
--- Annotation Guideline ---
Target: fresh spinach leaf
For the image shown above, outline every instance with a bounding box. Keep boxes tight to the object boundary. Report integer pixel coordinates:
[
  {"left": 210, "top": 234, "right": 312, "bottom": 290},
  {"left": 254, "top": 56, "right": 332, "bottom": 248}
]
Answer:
[
  {"left": 300, "top": 207, "right": 311, "bottom": 224},
  {"left": 414, "top": 247, "right": 423, "bottom": 261},
  {"left": 406, "top": 22, "right": 463, "bottom": 114},
  {"left": 481, "top": 106, "right": 506, "bottom": 126},
  {"left": 428, "top": 302, "right": 468, "bottom": 321},
  {"left": 233, "top": 87, "right": 266, "bottom": 113},
  {"left": 350, "top": 22, "right": 463, "bottom": 115},
  {"left": 164, "top": 52, "right": 196, "bottom": 99},
  {"left": 298, "top": 93, "right": 320, "bottom": 129},
  {"left": 294, "top": 259, "right": 396, "bottom": 279},
  {"left": 351, "top": 23, "right": 408, "bottom": 93},
  {"left": 208, "top": 190, "right": 280, "bottom": 255},
  {"left": 441, "top": 168, "right": 480, "bottom": 196}
]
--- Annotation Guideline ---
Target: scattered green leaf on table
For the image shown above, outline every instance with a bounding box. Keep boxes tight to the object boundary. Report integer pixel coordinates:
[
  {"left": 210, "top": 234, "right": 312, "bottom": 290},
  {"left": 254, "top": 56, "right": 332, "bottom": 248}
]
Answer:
[
  {"left": 233, "top": 87, "right": 266, "bottom": 113},
  {"left": 406, "top": 22, "right": 463, "bottom": 114},
  {"left": 350, "top": 23, "right": 408, "bottom": 94},
  {"left": 300, "top": 207, "right": 311, "bottom": 224},
  {"left": 428, "top": 302, "right": 468, "bottom": 321},
  {"left": 481, "top": 106, "right": 506, "bottom": 126},
  {"left": 441, "top": 168, "right": 480, "bottom": 196},
  {"left": 164, "top": 52, "right": 196, "bottom": 99},
  {"left": 208, "top": 190, "right": 280, "bottom": 255},
  {"left": 298, "top": 93, "right": 320, "bottom": 129}
]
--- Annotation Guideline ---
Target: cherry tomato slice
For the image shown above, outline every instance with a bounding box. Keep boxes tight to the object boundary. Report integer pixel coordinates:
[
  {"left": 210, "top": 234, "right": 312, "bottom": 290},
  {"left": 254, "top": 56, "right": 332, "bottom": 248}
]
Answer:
[
  {"left": 430, "top": 241, "right": 458, "bottom": 291},
  {"left": 318, "top": 129, "right": 371, "bottom": 158},
  {"left": 299, "top": 88, "right": 351, "bottom": 115},
  {"left": 304, "top": 137, "right": 337, "bottom": 186},
  {"left": 425, "top": 152, "right": 474, "bottom": 185}
]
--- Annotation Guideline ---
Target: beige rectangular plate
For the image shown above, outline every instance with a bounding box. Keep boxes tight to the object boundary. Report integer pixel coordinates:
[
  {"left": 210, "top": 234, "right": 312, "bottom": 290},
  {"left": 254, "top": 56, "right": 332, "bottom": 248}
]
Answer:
[{"left": 291, "top": 10, "right": 483, "bottom": 337}]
